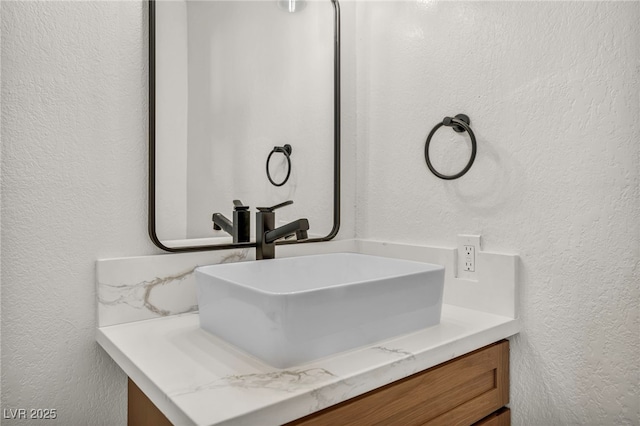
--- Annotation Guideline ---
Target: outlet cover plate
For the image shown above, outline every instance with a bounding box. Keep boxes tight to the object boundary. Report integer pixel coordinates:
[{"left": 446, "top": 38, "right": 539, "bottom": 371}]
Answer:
[{"left": 457, "top": 234, "right": 482, "bottom": 281}]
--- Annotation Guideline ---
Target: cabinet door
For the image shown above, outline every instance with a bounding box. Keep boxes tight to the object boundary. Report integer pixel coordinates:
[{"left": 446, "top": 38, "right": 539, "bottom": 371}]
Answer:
[
  {"left": 288, "top": 340, "right": 510, "bottom": 426},
  {"left": 128, "top": 379, "right": 172, "bottom": 426}
]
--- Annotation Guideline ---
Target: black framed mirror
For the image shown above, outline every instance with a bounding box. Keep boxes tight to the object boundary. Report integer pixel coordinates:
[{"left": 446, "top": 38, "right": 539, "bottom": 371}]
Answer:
[{"left": 148, "top": 0, "right": 340, "bottom": 252}]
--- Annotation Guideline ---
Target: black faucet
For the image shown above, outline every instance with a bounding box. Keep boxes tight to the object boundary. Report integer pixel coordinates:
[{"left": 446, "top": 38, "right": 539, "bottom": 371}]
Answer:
[
  {"left": 256, "top": 200, "right": 309, "bottom": 260},
  {"left": 212, "top": 200, "right": 251, "bottom": 243}
]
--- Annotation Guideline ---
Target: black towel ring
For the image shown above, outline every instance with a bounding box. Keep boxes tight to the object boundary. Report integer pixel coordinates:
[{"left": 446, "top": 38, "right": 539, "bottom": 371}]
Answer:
[
  {"left": 266, "top": 144, "right": 292, "bottom": 187},
  {"left": 424, "top": 114, "right": 477, "bottom": 180}
]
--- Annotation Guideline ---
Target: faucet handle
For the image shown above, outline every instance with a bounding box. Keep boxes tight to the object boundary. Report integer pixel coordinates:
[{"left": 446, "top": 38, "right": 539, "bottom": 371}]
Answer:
[
  {"left": 257, "top": 200, "right": 293, "bottom": 213},
  {"left": 233, "top": 199, "right": 250, "bottom": 211}
]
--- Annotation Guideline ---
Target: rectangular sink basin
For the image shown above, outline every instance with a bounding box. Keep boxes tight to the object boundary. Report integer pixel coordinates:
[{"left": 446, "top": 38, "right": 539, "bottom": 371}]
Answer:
[{"left": 195, "top": 252, "right": 445, "bottom": 368}]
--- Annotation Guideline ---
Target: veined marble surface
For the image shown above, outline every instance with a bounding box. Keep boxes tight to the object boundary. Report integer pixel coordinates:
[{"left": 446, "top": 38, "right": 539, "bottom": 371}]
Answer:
[
  {"left": 97, "top": 305, "right": 520, "bottom": 426},
  {"left": 96, "top": 239, "right": 520, "bottom": 424},
  {"left": 96, "top": 249, "right": 252, "bottom": 327}
]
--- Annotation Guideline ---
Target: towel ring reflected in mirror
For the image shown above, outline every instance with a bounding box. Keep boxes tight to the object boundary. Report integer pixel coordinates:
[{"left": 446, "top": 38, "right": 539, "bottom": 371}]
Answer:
[{"left": 266, "top": 144, "right": 293, "bottom": 187}]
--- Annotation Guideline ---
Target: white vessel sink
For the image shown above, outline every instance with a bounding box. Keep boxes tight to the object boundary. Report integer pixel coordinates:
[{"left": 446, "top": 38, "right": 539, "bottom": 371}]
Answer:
[{"left": 195, "top": 252, "right": 445, "bottom": 368}]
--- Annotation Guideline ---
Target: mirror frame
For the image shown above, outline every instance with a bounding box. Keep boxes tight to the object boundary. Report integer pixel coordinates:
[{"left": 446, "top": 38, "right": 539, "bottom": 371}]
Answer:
[{"left": 148, "top": 0, "right": 341, "bottom": 252}]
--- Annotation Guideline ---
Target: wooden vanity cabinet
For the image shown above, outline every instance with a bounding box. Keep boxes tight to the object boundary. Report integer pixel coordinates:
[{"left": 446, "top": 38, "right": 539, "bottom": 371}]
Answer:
[
  {"left": 287, "top": 340, "right": 510, "bottom": 426},
  {"left": 128, "top": 340, "right": 510, "bottom": 426}
]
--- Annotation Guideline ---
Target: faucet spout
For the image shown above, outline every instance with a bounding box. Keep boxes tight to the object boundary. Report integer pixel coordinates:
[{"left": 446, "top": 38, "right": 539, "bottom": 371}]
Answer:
[
  {"left": 255, "top": 200, "right": 309, "bottom": 260},
  {"left": 264, "top": 218, "right": 309, "bottom": 244},
  {"left": 212, "top": 200, "right": 251, "bottom": 243},
  {"left": 212, "top": 213, "right": 233, "bottom": 235}
]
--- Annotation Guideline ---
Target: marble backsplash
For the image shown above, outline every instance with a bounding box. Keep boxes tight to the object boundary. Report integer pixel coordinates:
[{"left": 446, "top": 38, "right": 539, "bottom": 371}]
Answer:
[
  {"left": 97, "top": 249, "right": 253, "bottom": 327},
  {"left": 96, "top": 239, "right": 517, "bottom": 328}
]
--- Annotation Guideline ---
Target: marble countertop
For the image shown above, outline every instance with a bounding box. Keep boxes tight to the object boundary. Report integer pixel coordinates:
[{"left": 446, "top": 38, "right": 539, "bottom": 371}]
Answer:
[{"left": 97, "top": 304, "right": 520, "bottom": 426}]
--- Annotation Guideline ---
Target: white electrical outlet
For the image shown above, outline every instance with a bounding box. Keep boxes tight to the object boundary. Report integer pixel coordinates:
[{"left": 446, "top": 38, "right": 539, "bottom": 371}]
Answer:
[
  {"left": 457, "top": 234, "right": 482, "bottom": 280},
  {"left": 463, "top": 244, "right": 475, "bottom": 272}
]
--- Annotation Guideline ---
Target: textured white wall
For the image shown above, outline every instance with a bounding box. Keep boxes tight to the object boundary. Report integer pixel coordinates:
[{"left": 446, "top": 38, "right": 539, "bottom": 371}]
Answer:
[
  {"left": 1, "top": 2, "right": 158, "bottom": 425},
  {"left": 356, "top": 1, "right": 639, "bottom": 424}
]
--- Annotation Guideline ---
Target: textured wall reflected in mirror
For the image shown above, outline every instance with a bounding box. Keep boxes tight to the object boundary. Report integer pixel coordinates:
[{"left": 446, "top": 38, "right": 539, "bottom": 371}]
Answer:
[{"left": 149, "top": 0, "right": 340, "bottom": 251}]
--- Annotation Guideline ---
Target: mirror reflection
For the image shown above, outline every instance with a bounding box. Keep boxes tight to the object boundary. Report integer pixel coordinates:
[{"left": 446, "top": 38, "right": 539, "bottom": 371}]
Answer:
[{"left": 150, "top": 0, "right": 339, "bottom": 250}]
